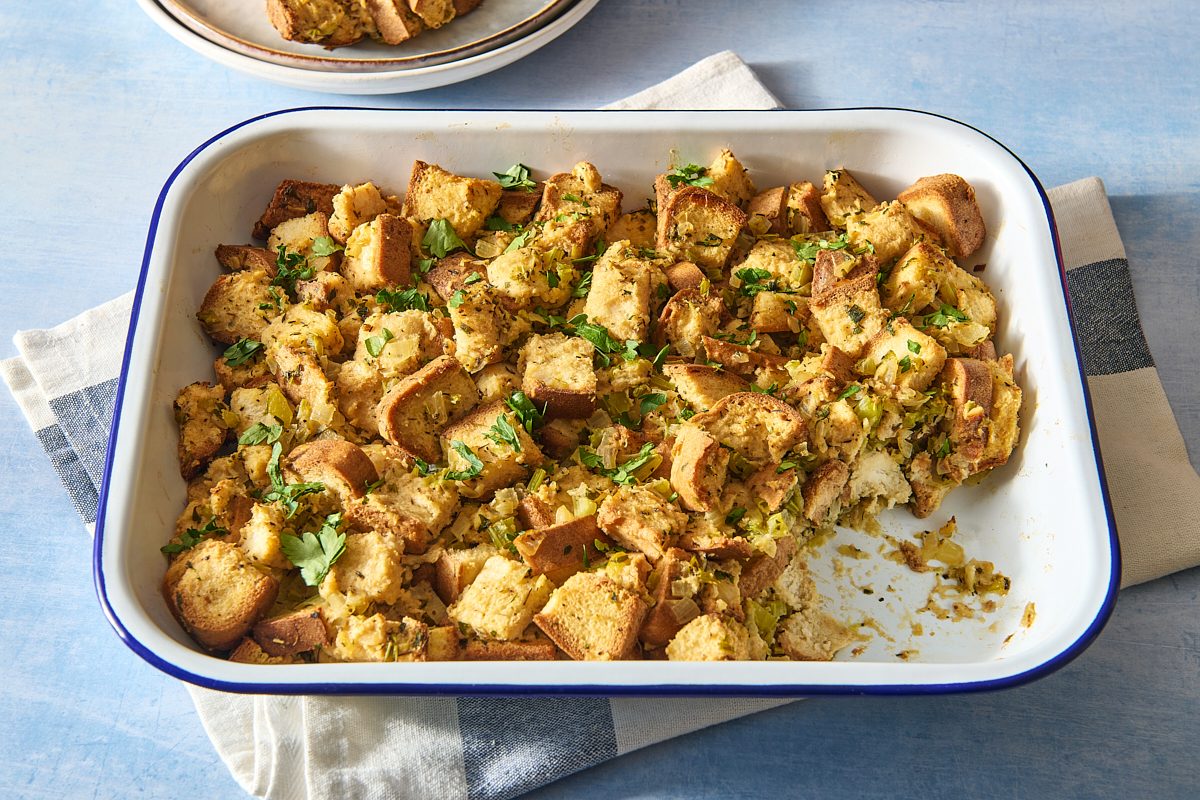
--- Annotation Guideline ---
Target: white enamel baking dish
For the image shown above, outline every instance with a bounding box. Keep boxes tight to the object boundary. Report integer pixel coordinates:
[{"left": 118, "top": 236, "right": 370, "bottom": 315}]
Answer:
[{"left": 94, "top": 109, "right": 1118, "bottom": 695}]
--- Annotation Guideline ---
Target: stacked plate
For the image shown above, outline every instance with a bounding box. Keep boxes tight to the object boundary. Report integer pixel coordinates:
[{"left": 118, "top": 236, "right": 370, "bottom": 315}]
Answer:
[{"left": 135, "top": 0, "right": 600, "bottom": 94}]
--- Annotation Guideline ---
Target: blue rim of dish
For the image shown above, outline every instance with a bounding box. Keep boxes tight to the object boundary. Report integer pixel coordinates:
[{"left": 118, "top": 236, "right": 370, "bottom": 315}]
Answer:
[{"left": 93, "top": 106, "right": 1121, "bottom": 696}]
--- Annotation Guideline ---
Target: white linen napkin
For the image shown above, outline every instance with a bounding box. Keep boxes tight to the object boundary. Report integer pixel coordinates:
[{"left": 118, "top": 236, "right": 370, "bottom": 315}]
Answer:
[{"left": 5, "top": 50, "right": 1199, "bottom": 800}]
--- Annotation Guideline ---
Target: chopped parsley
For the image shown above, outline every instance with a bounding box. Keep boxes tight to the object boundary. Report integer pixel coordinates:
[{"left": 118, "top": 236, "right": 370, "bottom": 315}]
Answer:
[
  {"left": 898, "top": 355, "right": 913, "bottom": 373},
  {"left": 413, "top": 457, "right": 438, "bottom": 477},
  {"left": 935, "top": 438, "right": 952, "bottom": 458},
  {"left": 484, "top": 215, "right": 518, "bottom": 232},
  {"left": 485, "top": 414, "right": 522, "bottom": 453},
  {"left": 665, "top": 163, "right": 714, "bottom": 188},
  {"left": 448, "top": 290, "right": 466, "bottom": 309},
  {"left": 445, "top": 441, "right": 485, "bottom": 481},
  {"left": 573, "top": 237, "right": 606, "bottom": 266},
  {"left": 261, "top": 441, "right": 324, "bottom": 517},
  {"left": 847, "top": 305, "right": 866, "bottom": 325},
  {"left": 921, "top": 304, "right": 970, "bottom": 328},
  {"left": 638, "top": 392, "right": 667, "bottom": 416},
  {"left": 280, "top": 512, "right": 346, "bottom": 586},
  {"left": 463, "top": 271, "right": 484, "bottom": 285},
  {"left": 222, "top": 338, "right": 262, "bottom": 367},
  {"left": 546, "top": 269, "right": 560, "bottom": 288},
  {"left": 238, "top": 422, "right": 282, "bottom": 446},
  {"left": 375, "top": 287, "right": 431, "bottom": 313},
  {"left": 493, "top": 163, "right": 537, "bottom": 192},
  {"left": 907, "top": 339, "right": 922, "bottom": 354},
  {"left": 505, "top": 391, "right": 546, "bottom": 433},
  {"left": 577, "top": 441, "right": 658, "bottom": 485},
  {"left": 725, "top": 507, "right": 747, "bottom": 525},
  {"left": 733, "top": 267, "right": 792, "bottom": 297},
  {"left": 571, "top": 270, "right": 593, "bottom": 298},
  {"left": 161, "top": 518, "right": 226, "bottom": 555},
  {"left": 423, "top": 218, "right": 469, "bottom": 258},
  {"left": 309, "top": 236, "right": 343, "bottom": 258},
  {"left": 504, "top": 228, "right": 536, "bottom": 253},
  {"left": 364, "top": 327, "right": 394, "bottom": 358},
  {"left": 777, "top": 460, "right": 798, "bottom": 473},
  {"left": 696, "top": 233, "right": 724, "bottom": 247},
  {"left": 272, "top": 245, "right": 316, "bottom": 294},
  {"left": 839, "top": 383, "right": 862, "bottom": 400}
]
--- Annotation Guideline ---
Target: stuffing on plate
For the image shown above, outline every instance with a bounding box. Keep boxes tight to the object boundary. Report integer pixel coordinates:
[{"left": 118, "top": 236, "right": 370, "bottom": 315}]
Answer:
[
  {"left": 163, "top": 150, "right": 1021, "bottom": 663},
  {"left": 266, "top": 0, "right": 486, "bottom": 49}
]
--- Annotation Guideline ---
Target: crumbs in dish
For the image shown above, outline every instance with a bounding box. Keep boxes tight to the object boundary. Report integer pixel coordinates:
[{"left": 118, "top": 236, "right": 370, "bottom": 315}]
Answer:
[{"left": 164, "top": 150, "right": 1021, "bottom": 663}]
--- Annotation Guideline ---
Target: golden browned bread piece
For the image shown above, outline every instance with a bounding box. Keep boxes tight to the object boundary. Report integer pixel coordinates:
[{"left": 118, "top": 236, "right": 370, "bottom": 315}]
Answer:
[
  {"left": 669, "top": 424, "right": 729, "bottom": 513},
  {"left": 252, "top": 608, "right": 329, "bottom": 657},
  {"left": 519, "top": 332, "right": 596, "bottom": 419},
  {"left": 376, "top": 354, "right": 480, "bottom": 461},
  {"left": 514, "top": 516, "right": 612, "bottom": 579},
  {"left": 197, "top": 269, "right": 277, "bottom": 345},
  {"left": 285, "top": 438, "right": 379, "bottom": 500},
  {"left": 462, "top": 636, "right": 558, "bottom": 661},
  {"left": 266, "top": 0, "right": 365, "bottom": 47},
  {"left": 897, "top": 173, "right": 986, "bottom": 258},
  {"left": 534, "top": 572, "right": 648, "bottom": 661},
  {"left": 689, "top": 391, "right": 807, "bottom": 468},
  {"left": 656, "top": 186, "right": 747, "bottom": 272},
  {"left": 365, "top": 0, "right": 425, "bottom": 45},
  {"left": 665, "top": 614, "right": 751, "bottom": 661},
  {"left": 215, "top": 244, "right": 277, "bottom": 275},
  {"left": 254, "top": 179, "right": 340, "bottom": 239},
  {"left": 786, "top": 180, "right": 829, "bottom": 234},
  {"left": 747, "top": 186, "right": 789, "bottom": 234},
  {"left": 402, "top": 160, "right": 502, "bottom": 238},
  {"left": 662, "top": 363, "right": 749, "bottom": 412},
  {"left": 163, "top": 539, "right": 279, "bottom": 652},
  {"left": 174, "top": 382, "right": 228, "bottom": 480}
]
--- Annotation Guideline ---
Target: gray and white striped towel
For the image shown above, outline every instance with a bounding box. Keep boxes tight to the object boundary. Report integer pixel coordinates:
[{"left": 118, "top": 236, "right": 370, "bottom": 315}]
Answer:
[{"left": 4, "top": 51, "right": 1200, "bottom": 800}]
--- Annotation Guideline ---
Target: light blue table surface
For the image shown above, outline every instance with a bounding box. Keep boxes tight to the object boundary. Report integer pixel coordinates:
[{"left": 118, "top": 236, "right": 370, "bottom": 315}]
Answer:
[{"left": 2, "top": 1, "right": 1198, "bottom": 797}]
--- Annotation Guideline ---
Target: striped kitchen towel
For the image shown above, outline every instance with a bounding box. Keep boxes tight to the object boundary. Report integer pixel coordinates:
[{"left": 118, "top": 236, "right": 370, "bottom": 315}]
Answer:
[{"left": 4, "top": 51, "right": 1199, "bottom": 800}]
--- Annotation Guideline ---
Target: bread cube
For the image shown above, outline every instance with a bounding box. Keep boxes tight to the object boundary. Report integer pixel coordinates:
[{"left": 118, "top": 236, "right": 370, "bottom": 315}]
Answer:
[
  {"left": 861, "top": 317, "right": 946, "bottom": 391},
  {"left": 596, "top": 484, "right": 687, "bottom": 560},
  {"left": 656, "top": 187, "right": 747, "bottom": 272},
  {"left": 881, "top": 241, "right": 951, "bottom": 314},
  {"left": 197, "top": 269, "right": 277, "bottom": 345},
  {"left": 703, "top": 148, "right": 757, "bottom": 208},
  {"left": 434, "top": 544, "right": 500, "bottom": 604},
  {"left": 819, "top": 168, "right": 877, "bottom": 228},
  {"left": 163, "top": 539, "right": 279, "bottom": 651},
  {"left": 534, "top": 161, "right": 623, "bottom": 233},
  {"left": 736, "top": 239, "right": 811, "bottom": 290},
  {"left": 897, "top": 173, "right": 986, "bottom": 258},
  {"left": 786, "top": 180, "right": 830, "bottom": 234},
  {"left": 689, "top": 392, "right": 807, "bottom": 468},
  {"left": 669, "top": 425, "right": 729, "bottom": 513},
  {"left": 462, "top": 634, "right": 558, "bottom": 661},
  {"left": 749, "top": 291, "right": 808, "bottom": 335},
  {"left": 664, "top": 260, "right": 706, "bottom": 293},
  {"left": 175, "top": 382, "right": 228, "bottom": 480},
  {"left": 353, "top": 309, "right": 445, "bottom": 378},
  {"left": 662, "top": 363, "right": 749, "bottom": 412},
  {"left": 514, "top": 515, "right": 610, "bottom": 579},
  {"left": 582, "top": 242, "right": 666, "bottom": 343},
  {"left": 801, "top": 460, "right": 849, "bottom": 525},
  {"left": 270, "top": 344, "right": 338, "bottom": 429},
  {"left": 261, "top": 304, "right": 344, "bottom": 356},
  {"left": 449, "top": 555, "right": 553, "bottom": 640},
  {"left": 441, "top": 401, "right": 544, "bottom": 498},
  {"left": 447, "top": 281, "right": 526, "bottom": 373},
  {"left": 747, "top": 186, "right": 788, "bottom": 234},
  {"left": 334, "top": 359, "right": 383, "bottom": 436},
  {"left": 215, "top": 244, "right": 277, "bottom": 275},
  {"left": 402, "top": 161, "right": 502, "bottom": 238},
  {"left": 534, "top": 572, "right": 648, "bottom": 660},
  {"left": 665, "top": 614, "right": 750, "bottom": 661},
  {"left": 376, "top": 354, "right": 481, "bottom": 462},
  {"left": 607, "top": 209, "right": 657, "bottom": 249},
  {"left": 320, "top": 530, "right": 407, "bottom": 608},
  {"left": 253, "top": 179, "right": 339, "bottom": 239},
  {"left": 639, "top": 547, "right": 702, "bottom": 647},
  {"left": 845, "top": 200, "right": 935, "bottom": 265},
  {"left": 809, "top": 274, "right": 887, "bottom": 357},
  {"left": 252, "top": 608, "right": 328, "bottom": 657},
  {"left": 657, "top": 288, "right": 724, "bottom": 358},
  {"left": 486, "top": 246, "right": 573, "bottom": 309},
  {"left": 285, "top": 438, "right": 378, "bottom": 501},
  {"left": 341, "top": 212, "right": 412, "bottom": 291},
  {"left": 331, "top": 613, "right": 430, "bottom": 662},
  {"left": 519, "top": 332, "right": 596, "bottom": 419},
  {"left": 364, "top": 0, "right": 424, "bottom": 44},
  {"left": 495, "top": 187, "right": 541, "bottom": 226}
]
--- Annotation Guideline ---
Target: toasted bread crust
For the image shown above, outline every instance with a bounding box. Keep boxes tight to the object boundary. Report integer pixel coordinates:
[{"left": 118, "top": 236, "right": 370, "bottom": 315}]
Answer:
[
  {"left": 747, "top": 186, "right": 789, "bottom": 234},
  {"left": 163, "top": 539, "right": 279, "bottom": 652},
  {"left": 254, "top": 179, "right": 339, "bottom": 239},
  {"left": 669, "top": 425, "right": 730, "bottom": 513},
  {"left": 286, "top": 439, "right": 379, "bottom": 500},
  {"left": 897, "top": 174, "right": 986, "bottom": 258},
  {"left": 253, "top": 609, "right": 328, "bottom": 657},
  {"left": 513, "top": 515, "right": 610, "bottom": 577},
  {"left": 376, "top": 354, "right": 481, "bottom": 462}
]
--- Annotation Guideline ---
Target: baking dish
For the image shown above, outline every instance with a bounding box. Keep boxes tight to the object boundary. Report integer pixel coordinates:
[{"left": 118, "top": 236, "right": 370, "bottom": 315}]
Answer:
[{"left": 94, "top": 108, "right": 1118, "bottom": 695}]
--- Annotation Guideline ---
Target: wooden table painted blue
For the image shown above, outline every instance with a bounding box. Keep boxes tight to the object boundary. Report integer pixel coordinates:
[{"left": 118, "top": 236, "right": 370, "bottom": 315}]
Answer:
[{"left": 2, "top": 1, "right": 1198, "bottom": 797}]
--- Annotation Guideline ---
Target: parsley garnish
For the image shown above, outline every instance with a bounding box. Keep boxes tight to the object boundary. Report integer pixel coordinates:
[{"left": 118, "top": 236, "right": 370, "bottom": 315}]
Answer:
[
  {"left": 921, "top": 304, "right": 970, "bottom": 328},
  {"left": 417, "top": 257, "right": 435, "bottom": 275},
  {"left": 272, "top": 245, "right": 316, "bottom": 294},
  {"left": 493, "top": 163, "right": 537, "bottom": 192},
  {"left": 577, "top": 442, "right": 658, "bottom": 485},
  {"left": 935, "top": 438, "right": 952, "bottom": 458},
  {"left": 696, "top": 233, "right": 723, "bottom": 247},
  {"left": 777, "top": 460, "right": 798, "bottom": 473},
  {"left": 791, "top": 234, "right": 852, "bottom": 262},
  {"left": 907, "top": 339, "right": 922, "bottom": 354},
  {"left": 733, "top": 267, "right": 792, "bottom": 298},
  {"left": 898, "top": 355, "right": 913, "bottom": 373},
  {"left": 376, "top": 288, "right": 431, "bottom": 313},
  {"left": 725, "top": 507, "right": 747, "bottom": 525},
  {"left": 504, "top": 228, "right": 535, "bottom": 253},
  {"left": 161, "top": 518, "right": 226, "bottom": 555},
  {"left": 505, "top": 391, "right": 546, "bottom": 433},
  {"left": 223, "top": 338, "right": 262, "bottom": 367},
  {"left": 639, "top": 392, "right": 667, "bottom": 416},
  {"left": 546, "top": 269, "right": 560, "bottom": 288},
  {"left": 839, "top": 384, "right": 862, "bottom": 400},
  {"left": 571, "top": 271, "right": 593, "bottom": 298},
  {"left": 238, "top": 422, "right": 282, "bottom": 446},
  {"left": 847, "top": 305, "right": 866, "bottom": 325},
  {"left": 261, "top": 441, "right": 324, "bottom": 517},
  {"left": 573, "top": 237, "right": 606, "bottom": 266},
  {"left": 445, "top": 441, "right": 484, "bottom": 481},
  {"left": 677, "top": 408, "right": 696, "bottom": 421},
  {"left": 413, "top": 457, "right": 437, "bottom": 477},
  {"left": 310, "top": 236, "right": 343, "bottom": 258},
  {"left": 365, "top": 328, "right": 394, "bottom": 357},
  {"left": 448, "top": 290, "right": 466, "bottom": 309},
  {"left": 665, "top": 164, "right": 714, "bottom": 188},
  {"left": 464, "top": 271, "right": 484, "bottom": 285},
  {"left": 485, "top": 215, "right": 518, "bottom": 232},
  {"left": 750, "top": 383, "right": 779, "bottom": 396},
  {"left": 423, "top": 219, "right": 468, "bottom": 258},
  {"left": 485, "top": 414, "right": 522, "bottom": 453},
  {"left": 280, "top": 512, "right": 346, "bottom": 586}
]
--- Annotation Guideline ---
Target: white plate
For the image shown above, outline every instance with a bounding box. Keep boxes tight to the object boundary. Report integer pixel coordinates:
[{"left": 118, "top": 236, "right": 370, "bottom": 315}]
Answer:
[
  {"left": 95, "top": 109, "right": 1118, "bottom": 695},
  {"left": 159, "top": 0, "right": 578, "bottom": 73},
  {"left": 135, "top": 0, "right": 599, "bottom": 93}
]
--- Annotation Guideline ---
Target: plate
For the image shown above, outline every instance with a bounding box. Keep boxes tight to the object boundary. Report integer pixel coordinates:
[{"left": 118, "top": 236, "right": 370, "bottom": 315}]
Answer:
[
  {"left": 135, "top": 0, "right": 599, "bottom": 93},
  {"left": 159, "top": 0, "right": 578, "bottom": 73},
  {"left": 95, "top": 109, "right": 1118, "bottom": 695}
]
